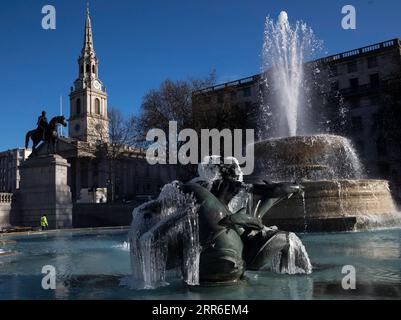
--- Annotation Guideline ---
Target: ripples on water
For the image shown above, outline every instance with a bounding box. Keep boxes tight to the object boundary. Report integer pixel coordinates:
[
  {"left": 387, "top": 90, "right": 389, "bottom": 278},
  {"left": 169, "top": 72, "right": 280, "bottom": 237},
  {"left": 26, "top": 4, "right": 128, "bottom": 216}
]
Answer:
[{"left": 1, "top": 229, "right": 401, "bottom": 299}]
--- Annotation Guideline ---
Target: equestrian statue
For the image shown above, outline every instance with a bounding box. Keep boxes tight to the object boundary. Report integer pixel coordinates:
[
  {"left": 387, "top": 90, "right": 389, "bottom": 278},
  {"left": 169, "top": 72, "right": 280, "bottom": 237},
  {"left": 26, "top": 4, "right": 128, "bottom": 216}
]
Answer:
[{"left": 25, "top": 111, "right": 67, "bottom": 156}]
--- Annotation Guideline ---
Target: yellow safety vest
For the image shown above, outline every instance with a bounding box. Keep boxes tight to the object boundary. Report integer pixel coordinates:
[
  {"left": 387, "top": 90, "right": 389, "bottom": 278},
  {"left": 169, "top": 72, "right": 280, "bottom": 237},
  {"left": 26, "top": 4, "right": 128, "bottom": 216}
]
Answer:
[{"left": 40, "top": 216, "right": 48, "bottom": 227}]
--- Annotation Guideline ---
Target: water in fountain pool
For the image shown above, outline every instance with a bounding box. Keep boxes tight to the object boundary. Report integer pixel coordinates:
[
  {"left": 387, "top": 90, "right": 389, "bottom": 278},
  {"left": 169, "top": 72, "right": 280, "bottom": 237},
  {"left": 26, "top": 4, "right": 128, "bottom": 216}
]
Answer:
[{"left": 1, "top": 228, "right": 401, "bottom": 300}]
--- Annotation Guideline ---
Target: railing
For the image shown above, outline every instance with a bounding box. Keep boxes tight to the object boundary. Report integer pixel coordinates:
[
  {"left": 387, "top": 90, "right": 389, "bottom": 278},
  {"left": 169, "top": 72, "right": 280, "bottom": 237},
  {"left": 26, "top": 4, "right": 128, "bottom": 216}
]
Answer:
[
  {"left": 316, "top": 38, "right": 400, "bottom": 64},
  {"left": 0, "top": 193, "right": 13, "bottom": 204},
  {"left": 193, "top": 38, "right": 400, "bottom": 95},
  {"left": 194, "top": 74, "right": 260, "bottom": 94}
]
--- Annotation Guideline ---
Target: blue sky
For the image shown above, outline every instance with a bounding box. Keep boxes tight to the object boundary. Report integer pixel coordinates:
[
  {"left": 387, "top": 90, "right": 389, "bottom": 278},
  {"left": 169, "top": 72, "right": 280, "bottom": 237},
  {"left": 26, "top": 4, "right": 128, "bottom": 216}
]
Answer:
[{"left": 0, "top": 0, "right": 400, "bottom": 149}]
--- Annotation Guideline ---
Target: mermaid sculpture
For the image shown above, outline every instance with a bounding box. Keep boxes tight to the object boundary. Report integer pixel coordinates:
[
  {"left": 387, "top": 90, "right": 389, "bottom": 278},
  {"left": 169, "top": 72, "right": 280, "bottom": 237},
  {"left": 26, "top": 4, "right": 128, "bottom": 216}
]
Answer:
[{"left": 128, "top": 156, "right": 312, "bottom": 289}]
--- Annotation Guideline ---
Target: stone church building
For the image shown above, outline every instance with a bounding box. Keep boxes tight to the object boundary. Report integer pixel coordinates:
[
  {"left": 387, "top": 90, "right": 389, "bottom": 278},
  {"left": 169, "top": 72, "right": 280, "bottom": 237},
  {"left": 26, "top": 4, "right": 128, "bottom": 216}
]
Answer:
[{"left": 37, "top": 7, "right": 176, "bottom": 203}]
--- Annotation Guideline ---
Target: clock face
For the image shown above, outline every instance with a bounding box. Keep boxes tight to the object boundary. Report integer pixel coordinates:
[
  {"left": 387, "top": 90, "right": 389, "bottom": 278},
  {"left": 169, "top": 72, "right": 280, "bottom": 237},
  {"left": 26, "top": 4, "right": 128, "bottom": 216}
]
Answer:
[{"left": 93, "top": 80, "right": 101, "bottom": 90}]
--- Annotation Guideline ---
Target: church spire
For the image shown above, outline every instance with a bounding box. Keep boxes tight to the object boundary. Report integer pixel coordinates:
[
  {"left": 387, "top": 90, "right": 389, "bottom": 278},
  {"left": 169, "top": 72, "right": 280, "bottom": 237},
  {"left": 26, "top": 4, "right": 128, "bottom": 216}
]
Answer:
[
  {"left": 70, "top": 1, "right": 109, "bottom": 144},
  {"left": 82, "top": 1, "right": 95, "bottom": 57}
]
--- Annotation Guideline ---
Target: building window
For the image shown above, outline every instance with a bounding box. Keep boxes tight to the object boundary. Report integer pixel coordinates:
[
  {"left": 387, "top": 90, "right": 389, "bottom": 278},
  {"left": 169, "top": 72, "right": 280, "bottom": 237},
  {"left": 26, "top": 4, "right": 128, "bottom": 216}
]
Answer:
[
  {"left": 392, "top": 170, "right": 399, "bottom": 184},
  {"left": 230, "top": 91, "right": 237, "bottom": 100},
  {"left": 203, "top": 95, "right": 211, "bottom": 104},
  {"left": 76, "top": 99, "right": 81, "bottom": 115},
  {"left": 370, "top": 73, "right": 380, "bottom": 88},
  {"left": 329, "top": 65, "right": 338, "bottom": 77},
  {"left": 330, "top": 81, "right": 339, "bottom": 91},
  {"left": 86, "top": 64, "right": 90, "bottom": 73},
  {"left": 80, "top": 65, "right": 84, "bottom": 74},
  {"left": 376, "top": 136, "right": 387, "bottom": 156},
  {"left": 371, "top": 96, "right": 381, "bottom": 105},
  {"left": 349, "top": 98, "right": 360, "bottom": 109},
  {"left": 243, "top": 87, "right": 252, "bottom": 98},
  {"left": 92, "top": 65, "right": 96, "bottom": 74},
  {"left": 356, "top": 140, "right": 365, "bottom": 156},
  {"left": 349, "top": 78, "right": 359, "bottom": 91},
  {"left": 95, "top": 99, "right": 101, "bottom": 115},
  {"left": 217, "top": 94, "right": 224, "bottom": 104},
  {"left": 351, "top": 116, "right": 363, "bottom": 132},
  {"left": 368, "top": 56, "right": 378, "bottom": 69},
  {"left": 347, "top": 61, "right": 358, "bottom": 73},
  {"left": 377, "top": 161, "right": 390, "bottom": 178}
]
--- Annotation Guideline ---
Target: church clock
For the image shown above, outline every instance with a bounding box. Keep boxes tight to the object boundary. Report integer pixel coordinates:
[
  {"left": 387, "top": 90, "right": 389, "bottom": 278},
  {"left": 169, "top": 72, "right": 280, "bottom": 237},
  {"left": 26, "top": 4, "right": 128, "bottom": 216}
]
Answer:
[{"left": 93, "top": 80, "right": 101, "bottom": 90}]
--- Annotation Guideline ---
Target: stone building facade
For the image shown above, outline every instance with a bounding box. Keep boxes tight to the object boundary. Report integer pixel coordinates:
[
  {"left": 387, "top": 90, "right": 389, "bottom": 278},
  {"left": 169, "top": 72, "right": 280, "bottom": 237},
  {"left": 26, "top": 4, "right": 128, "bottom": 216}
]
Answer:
[
  {"left": 192, "top": 39, "right": 401, "bottom": 204},
  {"left": 0, "top": 148, "right": 31, "bottom": 193}
]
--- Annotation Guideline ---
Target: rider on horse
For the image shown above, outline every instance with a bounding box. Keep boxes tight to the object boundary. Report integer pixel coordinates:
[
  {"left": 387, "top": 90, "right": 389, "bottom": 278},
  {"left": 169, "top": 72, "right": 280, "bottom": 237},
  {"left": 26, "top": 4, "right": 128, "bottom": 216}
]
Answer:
[
  {"left": 37, "top": 111, "right": 48, "bottom": 140},
  {"left": 26, "top": 112, "right": 67, "bottom": 156}
]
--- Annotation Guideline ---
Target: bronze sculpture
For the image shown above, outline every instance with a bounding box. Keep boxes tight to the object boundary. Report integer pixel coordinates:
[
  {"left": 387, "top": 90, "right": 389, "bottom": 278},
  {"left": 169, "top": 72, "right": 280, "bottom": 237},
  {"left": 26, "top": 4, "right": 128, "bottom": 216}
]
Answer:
[
  {"left": 25, "top": 115, "right": 67, "bottom": 155},
  {"left": 129, "top": 156, "right": 312, "bottom": 288}
]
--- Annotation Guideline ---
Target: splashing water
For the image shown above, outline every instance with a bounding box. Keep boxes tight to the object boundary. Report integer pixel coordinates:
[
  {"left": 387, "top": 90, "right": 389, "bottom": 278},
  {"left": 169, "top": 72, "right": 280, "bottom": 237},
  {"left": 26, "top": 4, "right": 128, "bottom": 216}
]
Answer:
[
  {"left": 128, "top": 182, "right": 201, "bottom": 289},
  {"left": 113, "top": 241, "right": 130, "bottom": 251},
  {"left": 260, "top": 11, "right": 323, "bottom": 138},
  {"left": 301, "top": 191, "right": 308, "bottom": 232},
  {"left": 271, "top": 233, "right": 313, "bottom": 275}
]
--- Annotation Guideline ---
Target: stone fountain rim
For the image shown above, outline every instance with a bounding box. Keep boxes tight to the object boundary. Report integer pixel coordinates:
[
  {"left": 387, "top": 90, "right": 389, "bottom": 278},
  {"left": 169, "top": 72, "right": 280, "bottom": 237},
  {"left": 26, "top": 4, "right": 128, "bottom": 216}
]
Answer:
[
  {"left": 252, "top": 179, "right": 391, "bottom": 185},
  {"left": 297, "top": 179, "right": 390, "bottom": 184},
  {"left": 251, "top": 134, "right": 349, "bottom": 147}
]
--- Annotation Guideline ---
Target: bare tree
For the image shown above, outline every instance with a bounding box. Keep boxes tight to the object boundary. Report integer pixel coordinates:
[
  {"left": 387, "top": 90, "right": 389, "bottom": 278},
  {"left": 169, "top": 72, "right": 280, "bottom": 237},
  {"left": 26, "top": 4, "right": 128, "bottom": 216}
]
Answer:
[
  {"left": 108, "top": 107, "right": 138, "bottom": 147},
  {"left": 136, "top": 71, "right": 217, "bottom": 140},
  {"left": 134, "top": 72, "right": 218, "bottom": 180},
  {"left": 95, "top": 107, "right": 139, "bottom": 202}
]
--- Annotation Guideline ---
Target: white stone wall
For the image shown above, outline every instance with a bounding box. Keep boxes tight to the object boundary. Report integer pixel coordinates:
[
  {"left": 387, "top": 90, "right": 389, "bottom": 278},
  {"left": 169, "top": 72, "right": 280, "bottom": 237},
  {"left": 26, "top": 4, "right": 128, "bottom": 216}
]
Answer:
[
  {"left": 0, "top": 148, "right": 31, "bottom": 193},
  {"left": 0, "top": 193, "right": 12, "bottom": 228}
]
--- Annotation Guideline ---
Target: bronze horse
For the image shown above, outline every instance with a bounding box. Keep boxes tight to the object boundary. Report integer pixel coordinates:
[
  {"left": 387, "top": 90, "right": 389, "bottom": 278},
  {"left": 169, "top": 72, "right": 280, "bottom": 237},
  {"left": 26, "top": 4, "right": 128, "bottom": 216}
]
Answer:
[{"left": 25, "top": 116, "right": 67, "bottom": 155}]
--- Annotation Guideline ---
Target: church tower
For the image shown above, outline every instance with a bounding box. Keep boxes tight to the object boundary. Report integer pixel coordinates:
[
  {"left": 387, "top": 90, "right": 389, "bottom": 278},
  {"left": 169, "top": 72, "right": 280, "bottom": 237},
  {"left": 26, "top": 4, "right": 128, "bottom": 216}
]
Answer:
[{"left": 69, "top": 5, "right": 109, "bottom": 144}]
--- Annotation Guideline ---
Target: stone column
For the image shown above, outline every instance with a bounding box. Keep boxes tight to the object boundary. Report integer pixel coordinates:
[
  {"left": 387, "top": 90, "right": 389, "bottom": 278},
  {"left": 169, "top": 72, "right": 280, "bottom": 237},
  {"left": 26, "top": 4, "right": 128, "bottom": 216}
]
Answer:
[
  {"left": 87, "top": 160, "right": 93, "bottom": 190},
  {"left": 75, "top": 159, "right": 81, "bottom": 202},
  {"left": 15, "top": 155, "right": 73, "bottom": 229}
]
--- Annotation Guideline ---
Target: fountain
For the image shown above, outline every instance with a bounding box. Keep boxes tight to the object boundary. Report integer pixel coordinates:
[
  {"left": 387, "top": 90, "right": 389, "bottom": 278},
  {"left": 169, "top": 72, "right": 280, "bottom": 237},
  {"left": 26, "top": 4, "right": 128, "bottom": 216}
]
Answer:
[
  {"left": 253, "top": 12, "right": 400, "bottom": 232},
  {"left": 128, "top": 157, "right": 312, "bottom": 288},
  {"left": 126, "top": 11, "right": 399, "bottom": 289},
  {"left": 250, "top": 135, "right": 399, "bottom": 232}
]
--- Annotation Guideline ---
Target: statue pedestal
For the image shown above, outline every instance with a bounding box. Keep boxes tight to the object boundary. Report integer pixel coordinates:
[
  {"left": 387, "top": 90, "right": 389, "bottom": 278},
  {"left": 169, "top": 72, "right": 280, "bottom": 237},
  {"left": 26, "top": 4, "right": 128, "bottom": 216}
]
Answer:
[{"left": 16, "top": 155, "right": 72, "bottom": 229}]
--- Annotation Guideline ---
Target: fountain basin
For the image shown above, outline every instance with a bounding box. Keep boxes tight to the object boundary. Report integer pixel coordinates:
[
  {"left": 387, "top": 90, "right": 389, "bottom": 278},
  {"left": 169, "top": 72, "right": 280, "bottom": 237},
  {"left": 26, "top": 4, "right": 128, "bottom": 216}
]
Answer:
[
  {"left": 249, "top": 135, "right": 400, "bottom": 232},
  {"left": 252, "top": 135, "right": 364, "bottom": 181},
  {"left": 263, "top": 180, "right": 400, "bottom": 232},
  {"left": 254, "top": 135, "right": 349, "bottom": 160}
]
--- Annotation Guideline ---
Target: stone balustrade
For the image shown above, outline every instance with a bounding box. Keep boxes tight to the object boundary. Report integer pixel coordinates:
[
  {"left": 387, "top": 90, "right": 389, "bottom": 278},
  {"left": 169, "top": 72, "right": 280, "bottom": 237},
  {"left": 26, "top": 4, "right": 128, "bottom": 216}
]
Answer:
[{"left": 0, "top": 193, "right": 13, "bottom": 204}]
